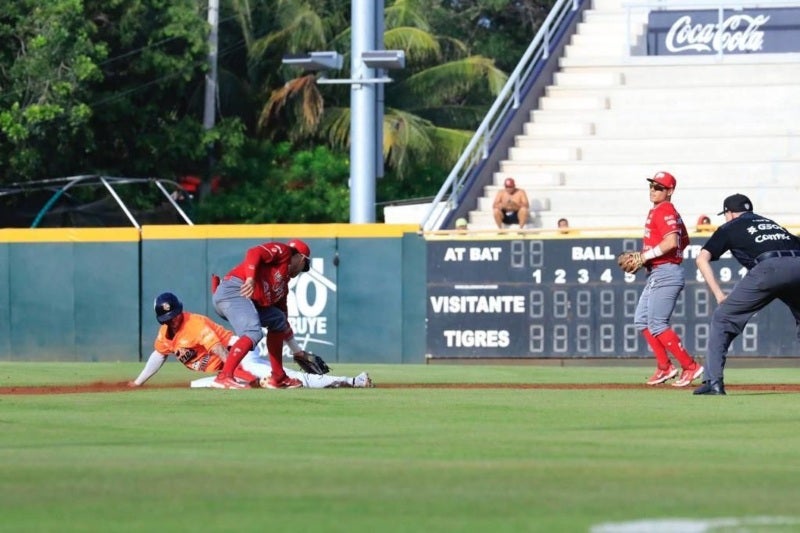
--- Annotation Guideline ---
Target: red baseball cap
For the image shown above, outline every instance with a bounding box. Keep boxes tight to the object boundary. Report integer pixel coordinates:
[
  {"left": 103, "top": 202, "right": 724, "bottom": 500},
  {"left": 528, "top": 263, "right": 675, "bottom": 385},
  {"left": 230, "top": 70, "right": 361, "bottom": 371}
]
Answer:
[
  {"left": 504, "top": 177, "right": 516, "bottom": 188},
  {"left": 647, "top": 171, "right": 676, "bottom": 189}
]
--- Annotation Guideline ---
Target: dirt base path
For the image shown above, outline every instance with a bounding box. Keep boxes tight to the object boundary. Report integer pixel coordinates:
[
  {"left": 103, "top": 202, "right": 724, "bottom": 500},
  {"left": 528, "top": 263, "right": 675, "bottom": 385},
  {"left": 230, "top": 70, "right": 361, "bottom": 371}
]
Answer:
[{"left": 2, "top": 382, "right": 800, "bottom": 395}]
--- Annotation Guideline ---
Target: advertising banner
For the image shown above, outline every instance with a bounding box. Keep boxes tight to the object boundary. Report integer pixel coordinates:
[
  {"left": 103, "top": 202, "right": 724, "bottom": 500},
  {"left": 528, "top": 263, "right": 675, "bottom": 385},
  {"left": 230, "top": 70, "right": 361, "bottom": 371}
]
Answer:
[{"left": 646, "top": 8, "right": 800, "bottom": 55}]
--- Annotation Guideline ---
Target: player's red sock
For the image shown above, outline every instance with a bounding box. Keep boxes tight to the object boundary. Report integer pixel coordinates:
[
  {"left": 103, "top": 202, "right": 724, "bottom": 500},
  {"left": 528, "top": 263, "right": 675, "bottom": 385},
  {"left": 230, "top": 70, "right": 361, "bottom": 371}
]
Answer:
[
  {"left": 656, "top": 328, "right": 695, "bottom": 369},
  {"left": 219, "top": 336, "right": 253, "bottom": 378},
  {"left": 233, "top": 367, "right": 258, "bottom": 385},
  {"left": 266, "top": 331, "right": 286, "bottom": 380},
  {"left": 642, "top": 328, "right": 672, "bottom": 369}
]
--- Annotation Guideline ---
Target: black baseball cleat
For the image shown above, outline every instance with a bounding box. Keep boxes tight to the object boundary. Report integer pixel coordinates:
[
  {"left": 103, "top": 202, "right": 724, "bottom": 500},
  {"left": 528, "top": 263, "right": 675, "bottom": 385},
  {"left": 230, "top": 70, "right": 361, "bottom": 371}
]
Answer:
[{"left": 693, "top": 379, "right": 726, "bottom": 395}]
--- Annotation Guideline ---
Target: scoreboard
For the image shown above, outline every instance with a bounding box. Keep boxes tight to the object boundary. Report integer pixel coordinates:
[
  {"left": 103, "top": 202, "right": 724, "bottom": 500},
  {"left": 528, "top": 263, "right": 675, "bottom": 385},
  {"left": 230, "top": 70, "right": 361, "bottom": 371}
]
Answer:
[{"left": 426, "top": 237, "right": 799, "bottom": 359}]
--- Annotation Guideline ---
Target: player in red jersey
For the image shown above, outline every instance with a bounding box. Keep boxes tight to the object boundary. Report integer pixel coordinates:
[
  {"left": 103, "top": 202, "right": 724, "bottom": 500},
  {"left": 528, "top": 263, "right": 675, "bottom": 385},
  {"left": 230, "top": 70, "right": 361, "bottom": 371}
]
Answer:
[
  {"left": 129, "top": 292, "right": 373, "bottom": 388},
  {"left": 634, "top": 172, "right": 703, "bottom": 387},
  {"left": 210, "top": 239, "right": 312, "bottom": 389}
]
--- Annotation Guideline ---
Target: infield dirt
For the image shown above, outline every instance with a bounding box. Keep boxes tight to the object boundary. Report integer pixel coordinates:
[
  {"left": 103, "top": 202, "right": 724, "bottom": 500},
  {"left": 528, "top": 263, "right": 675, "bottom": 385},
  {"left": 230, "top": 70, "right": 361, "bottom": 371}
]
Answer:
[{"left": 1, "top": 382, "right": 799, "bottom": 395}]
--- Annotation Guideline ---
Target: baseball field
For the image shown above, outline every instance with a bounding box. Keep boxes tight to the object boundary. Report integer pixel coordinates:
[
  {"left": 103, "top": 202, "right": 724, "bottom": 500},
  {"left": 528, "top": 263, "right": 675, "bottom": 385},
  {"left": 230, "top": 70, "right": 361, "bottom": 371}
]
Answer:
[{"left": 1, "top": 362, "right": 799, "bottom": 532}]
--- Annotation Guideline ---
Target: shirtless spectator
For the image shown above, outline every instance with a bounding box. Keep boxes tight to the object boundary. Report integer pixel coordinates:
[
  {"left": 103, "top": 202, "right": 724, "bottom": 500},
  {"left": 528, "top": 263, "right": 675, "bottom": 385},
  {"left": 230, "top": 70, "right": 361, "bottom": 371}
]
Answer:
[{"left": 493, "top": 177, "right": 530, "bottom": 229}]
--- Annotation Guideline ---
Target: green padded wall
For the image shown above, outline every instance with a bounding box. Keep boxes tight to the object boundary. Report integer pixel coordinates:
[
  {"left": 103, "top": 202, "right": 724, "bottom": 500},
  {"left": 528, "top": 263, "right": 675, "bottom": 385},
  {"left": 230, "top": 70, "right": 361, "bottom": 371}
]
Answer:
[
  {"left": 0, "top": 242, "right": 10, "bottom": 359},
  {"left": 401, "top": 233, "right": 427, "bottom": 363},
  {"left": 0, "top": 225, "right": 424, "bottom": 364},
  {"left": 336, "top": 237, "right": 405, "bottom": 363},
  {"left": 139, "top": 225, "right": 421, "bottom": 364},
  {"left": 0, "top": 229, "right": 140, "bottom": 361}
]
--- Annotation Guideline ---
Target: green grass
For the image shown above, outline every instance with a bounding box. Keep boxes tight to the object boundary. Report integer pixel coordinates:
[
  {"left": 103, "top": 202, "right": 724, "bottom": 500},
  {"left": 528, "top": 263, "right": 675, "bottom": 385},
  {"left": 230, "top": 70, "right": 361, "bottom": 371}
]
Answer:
[{"left": 1, "top": 363, "right": 800, "bottom": 532}]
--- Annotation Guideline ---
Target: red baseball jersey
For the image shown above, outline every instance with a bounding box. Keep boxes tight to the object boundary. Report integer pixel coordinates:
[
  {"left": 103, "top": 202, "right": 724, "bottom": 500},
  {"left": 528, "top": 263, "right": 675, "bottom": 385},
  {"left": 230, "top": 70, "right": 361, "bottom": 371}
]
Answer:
[
  {"left": 643, "top": 201, "right": 690, "bottom": 266},
  {"left": 224, "top": 242, "right": 292, "bottom": 308},
  {"left": 153, "top": 312, "right": 233, "bottom": 372}
]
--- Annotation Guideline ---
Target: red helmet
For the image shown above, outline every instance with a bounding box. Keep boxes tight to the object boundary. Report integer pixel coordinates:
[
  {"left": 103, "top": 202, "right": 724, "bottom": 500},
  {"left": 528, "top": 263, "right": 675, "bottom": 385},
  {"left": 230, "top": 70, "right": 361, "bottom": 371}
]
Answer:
[
  {"left": 287, "top": 238, "right": 310, "bottom": 257},
  {"left": 287, "top": 239, "right": 311, "bottom": 271}
]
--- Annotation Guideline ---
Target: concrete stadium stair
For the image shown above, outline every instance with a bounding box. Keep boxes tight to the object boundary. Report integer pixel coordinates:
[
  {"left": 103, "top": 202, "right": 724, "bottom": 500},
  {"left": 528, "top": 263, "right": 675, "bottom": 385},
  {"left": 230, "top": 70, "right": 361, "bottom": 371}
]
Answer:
[{"left": 467, "top": 0, "right": 800, "bottom": 232}]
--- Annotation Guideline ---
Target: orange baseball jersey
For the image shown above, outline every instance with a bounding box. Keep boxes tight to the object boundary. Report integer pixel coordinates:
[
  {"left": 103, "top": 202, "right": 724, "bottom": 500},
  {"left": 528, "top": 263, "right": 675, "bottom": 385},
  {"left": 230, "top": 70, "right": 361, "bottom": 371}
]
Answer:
[
  {"left": 224, "top": 241, "right": 292, "bottom": 308},
  {"left": 643, "top": 201, "right": 690, "bottom": 267},
  {"left": 153, "top": 312, "right": 234, "bottom": 372}
]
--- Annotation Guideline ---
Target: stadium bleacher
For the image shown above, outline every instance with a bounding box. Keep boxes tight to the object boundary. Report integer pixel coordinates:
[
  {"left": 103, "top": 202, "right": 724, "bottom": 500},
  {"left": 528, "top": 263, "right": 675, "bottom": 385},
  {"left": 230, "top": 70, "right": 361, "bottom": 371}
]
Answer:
[{"left": 465, "top": 0, "right": 800, "bottom": 232}]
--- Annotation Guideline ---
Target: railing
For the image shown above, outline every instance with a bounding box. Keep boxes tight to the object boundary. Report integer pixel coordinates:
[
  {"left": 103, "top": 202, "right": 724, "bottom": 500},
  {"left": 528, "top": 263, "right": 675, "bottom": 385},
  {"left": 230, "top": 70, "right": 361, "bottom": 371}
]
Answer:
[
  {"left": 0, "top": 176, "right": 193, "bottom": 228},
  {"left": 419, "top": 0, "right": 584, "bottom": 231}
]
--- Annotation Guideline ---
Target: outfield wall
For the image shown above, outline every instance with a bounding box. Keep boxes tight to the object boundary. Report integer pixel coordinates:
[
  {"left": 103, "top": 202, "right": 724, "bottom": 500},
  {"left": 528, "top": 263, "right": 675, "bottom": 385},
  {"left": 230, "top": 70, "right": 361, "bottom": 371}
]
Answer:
[
  {"left": 1, "top": 228, "right": 797, "bottom": 363},
  {"left": 0, "top": 225, "right": 426, "bottom": 363}
]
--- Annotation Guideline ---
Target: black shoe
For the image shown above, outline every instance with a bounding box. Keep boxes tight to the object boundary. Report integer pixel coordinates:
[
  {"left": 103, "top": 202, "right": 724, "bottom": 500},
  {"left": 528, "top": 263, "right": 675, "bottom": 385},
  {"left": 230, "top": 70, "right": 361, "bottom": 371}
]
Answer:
[{"left": 693, "top": 379, "right": 726, "bottom": 395}]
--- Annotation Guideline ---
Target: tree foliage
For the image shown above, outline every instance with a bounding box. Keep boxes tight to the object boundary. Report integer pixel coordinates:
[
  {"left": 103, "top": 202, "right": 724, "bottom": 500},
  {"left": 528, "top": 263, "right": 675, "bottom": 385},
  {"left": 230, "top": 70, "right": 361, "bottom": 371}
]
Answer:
[
  {"left": 0, "top": 0, "right": 550, "bottom": 225},
  {"left": 194, "top": 139, "right": 350, "bottom": 223}
]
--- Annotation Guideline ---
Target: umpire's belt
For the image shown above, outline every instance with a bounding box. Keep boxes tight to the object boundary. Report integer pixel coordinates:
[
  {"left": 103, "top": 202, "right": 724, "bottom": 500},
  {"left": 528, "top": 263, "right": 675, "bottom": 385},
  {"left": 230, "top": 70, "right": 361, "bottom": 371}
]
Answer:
[{"left": 754, "top": 250, "right": 800, "bottom": 264}]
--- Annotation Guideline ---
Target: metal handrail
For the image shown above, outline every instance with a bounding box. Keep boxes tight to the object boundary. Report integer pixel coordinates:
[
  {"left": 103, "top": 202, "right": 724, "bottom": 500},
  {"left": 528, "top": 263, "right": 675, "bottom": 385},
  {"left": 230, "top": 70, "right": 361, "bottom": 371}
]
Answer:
[
  {"left": 419, "top": 0, "right": 584, "bottom": 231},
  {"left": 3, "top": 175, "right": 195, "bottom": 228}
]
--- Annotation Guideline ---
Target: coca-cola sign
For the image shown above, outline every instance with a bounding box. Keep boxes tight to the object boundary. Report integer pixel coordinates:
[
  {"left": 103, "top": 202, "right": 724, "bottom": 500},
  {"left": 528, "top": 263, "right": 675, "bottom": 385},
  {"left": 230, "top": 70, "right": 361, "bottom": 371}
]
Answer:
[{"left": 647, "top": 8, "right": 800, "bottom": 55}]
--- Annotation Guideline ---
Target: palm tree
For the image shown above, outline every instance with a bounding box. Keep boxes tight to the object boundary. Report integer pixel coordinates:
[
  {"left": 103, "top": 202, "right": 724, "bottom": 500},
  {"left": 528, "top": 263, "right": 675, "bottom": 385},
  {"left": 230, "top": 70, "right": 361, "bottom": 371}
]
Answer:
[{"left": 233, "top": 0, "right": 507, "bottom": 176}]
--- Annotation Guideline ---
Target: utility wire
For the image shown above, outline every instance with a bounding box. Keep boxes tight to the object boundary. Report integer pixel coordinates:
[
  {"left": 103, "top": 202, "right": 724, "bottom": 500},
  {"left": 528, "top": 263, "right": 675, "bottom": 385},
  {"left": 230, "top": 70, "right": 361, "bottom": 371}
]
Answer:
[
  {"left": 91, "top": 37, "right": 248, "bottom": 108},
  {"left": 1, "top": 9, "right": 250, "bottom": 104}
]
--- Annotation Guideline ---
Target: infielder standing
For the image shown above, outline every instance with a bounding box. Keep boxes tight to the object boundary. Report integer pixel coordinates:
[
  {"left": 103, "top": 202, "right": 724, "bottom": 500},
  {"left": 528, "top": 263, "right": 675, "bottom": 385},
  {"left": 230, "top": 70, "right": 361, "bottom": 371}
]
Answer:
[
  {"left": 635, "top": 171, "right": 704, "bottom": 387},
  {"left": 694, "top": 194, "right": 800, "bottom": 395}
]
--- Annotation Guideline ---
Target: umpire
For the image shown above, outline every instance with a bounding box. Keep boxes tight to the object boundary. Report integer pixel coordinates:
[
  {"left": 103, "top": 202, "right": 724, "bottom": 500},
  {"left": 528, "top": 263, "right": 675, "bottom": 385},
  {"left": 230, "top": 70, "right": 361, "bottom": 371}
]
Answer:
[{"left": 694, "top": 193, "right": 800, "bottom": 395}]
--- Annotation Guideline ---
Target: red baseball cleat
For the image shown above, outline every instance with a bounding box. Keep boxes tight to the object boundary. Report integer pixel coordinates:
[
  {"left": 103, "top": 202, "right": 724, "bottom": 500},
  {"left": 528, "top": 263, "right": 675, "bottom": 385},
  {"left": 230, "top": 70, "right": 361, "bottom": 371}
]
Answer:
[
  {"left": 210, "top": 373, "right": 248, "bottom": 389},
  {"left": 646, "top": 365, "right": 678, "bottom": 386},
  {"left": 672, "top": 364, "right": 704, "bottom": 387},
  {"left": 264, "top": 374, "right": 303, "bottom": 389}
]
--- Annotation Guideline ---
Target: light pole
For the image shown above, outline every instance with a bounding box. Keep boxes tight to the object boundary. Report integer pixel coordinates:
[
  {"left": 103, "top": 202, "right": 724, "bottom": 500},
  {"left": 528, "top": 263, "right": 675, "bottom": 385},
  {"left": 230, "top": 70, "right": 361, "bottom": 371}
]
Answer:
[
  {"left": 281, "top": 1, "right": 404, "bottom": 223},
  {"left": 202, "top": 0, "right": 219, "bottom": 199}
]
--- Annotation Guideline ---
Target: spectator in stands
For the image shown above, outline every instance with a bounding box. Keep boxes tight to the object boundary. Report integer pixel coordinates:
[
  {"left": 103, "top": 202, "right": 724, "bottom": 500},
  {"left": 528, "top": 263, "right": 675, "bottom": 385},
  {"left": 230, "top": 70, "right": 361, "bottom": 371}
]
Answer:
[
  {"left": 454, "top": 217, "right": 469, "bottom": 233},
  {"left": 557, "top": 217, "right": 571, "bottom": 234},
  {"left": 493, "top": 177, "right": 530, "bottom": 229},
  {"left": 696, "top": 214, "right": 715, "bottom": 233}
]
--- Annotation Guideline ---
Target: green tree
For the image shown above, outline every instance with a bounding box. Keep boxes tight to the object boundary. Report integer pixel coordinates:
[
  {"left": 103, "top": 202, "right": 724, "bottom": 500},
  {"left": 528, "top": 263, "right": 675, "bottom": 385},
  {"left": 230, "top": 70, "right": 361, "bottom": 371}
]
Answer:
[
  {"left": 241, "top": 0, "right": 507, "bottom": 178},
  {"left": 0, "top": 0, "right": 547, "bottom": 225},
  {"left": 85, "top": 0, "right": 224, "bottom": 178},
  {"left": 194, "top": 140, "right": 350, "bottom": 223},
  {"left": 0, "top": 0, "right": 105, "bottom": 180},
  {"left": 429, "top": 1, "right": 557, "bottom": 73}
]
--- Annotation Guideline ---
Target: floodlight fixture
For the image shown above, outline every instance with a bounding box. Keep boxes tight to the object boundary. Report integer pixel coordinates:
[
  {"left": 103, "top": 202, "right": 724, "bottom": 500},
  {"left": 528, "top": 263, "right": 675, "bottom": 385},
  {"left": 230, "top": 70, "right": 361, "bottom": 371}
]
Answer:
[
  {"left": 361, "top": 50, "right": 405, "bottom": 70},
  {"left": 282, "top": 51, "right": 344, "bottom": 71}
]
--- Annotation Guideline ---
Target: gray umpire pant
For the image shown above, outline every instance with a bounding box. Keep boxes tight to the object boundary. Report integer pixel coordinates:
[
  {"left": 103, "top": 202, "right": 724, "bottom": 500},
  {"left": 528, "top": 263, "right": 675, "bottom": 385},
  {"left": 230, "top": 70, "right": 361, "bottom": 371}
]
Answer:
[{"left": 705, "top": 256, "right": 800, "bottom": 381}]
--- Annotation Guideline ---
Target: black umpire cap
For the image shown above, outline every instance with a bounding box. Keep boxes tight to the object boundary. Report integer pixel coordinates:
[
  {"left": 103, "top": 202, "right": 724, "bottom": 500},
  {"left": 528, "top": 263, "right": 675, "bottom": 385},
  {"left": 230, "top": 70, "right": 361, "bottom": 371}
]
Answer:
[{"left": 718, "top": 193, "right": 753, "bottom": 215}]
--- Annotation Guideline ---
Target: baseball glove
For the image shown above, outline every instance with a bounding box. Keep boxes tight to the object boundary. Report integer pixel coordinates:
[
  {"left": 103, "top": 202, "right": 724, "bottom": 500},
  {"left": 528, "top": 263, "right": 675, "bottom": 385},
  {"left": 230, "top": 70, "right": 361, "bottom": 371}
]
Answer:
[
  {"left": 293, "top": 351, "right": 330, "bottom": 375},
  {"left": 617, "top": 251, "right": 644, "bottom": 274}
]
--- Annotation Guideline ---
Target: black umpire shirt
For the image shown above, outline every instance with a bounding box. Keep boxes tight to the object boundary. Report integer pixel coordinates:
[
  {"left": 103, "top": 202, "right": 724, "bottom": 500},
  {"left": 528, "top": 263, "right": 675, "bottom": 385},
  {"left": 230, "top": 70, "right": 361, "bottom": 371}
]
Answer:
[{"left": 702, "top": 212, "right": 800, "bottom": 269}]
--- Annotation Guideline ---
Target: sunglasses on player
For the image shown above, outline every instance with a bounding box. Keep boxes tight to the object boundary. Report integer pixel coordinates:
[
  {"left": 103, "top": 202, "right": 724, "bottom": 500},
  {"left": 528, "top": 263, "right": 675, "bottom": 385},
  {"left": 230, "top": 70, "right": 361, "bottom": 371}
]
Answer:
[{"left": 649, "top": 183, "right": 667, "bottom": 192}]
